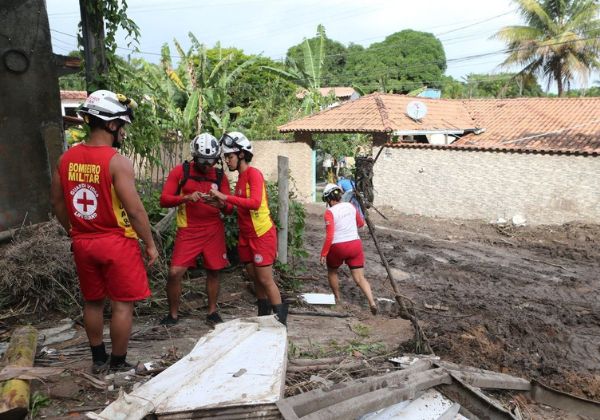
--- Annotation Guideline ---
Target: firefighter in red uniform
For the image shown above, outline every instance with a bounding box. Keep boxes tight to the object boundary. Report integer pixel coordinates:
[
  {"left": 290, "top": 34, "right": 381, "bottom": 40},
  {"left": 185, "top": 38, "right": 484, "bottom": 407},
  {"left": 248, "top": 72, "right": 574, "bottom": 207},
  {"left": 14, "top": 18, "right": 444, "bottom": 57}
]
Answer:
[
  {"left": 320, "top": 183, "right": 377, "bottom": 314},
  {"left": 159, "top": 133, "right": 232, "bottom": 326},
  {"left": 209, "top": 132, "right": 288, "bottom": 325},
  {"left": 50, "top": 90, "right": 158, "bottom": 373}
]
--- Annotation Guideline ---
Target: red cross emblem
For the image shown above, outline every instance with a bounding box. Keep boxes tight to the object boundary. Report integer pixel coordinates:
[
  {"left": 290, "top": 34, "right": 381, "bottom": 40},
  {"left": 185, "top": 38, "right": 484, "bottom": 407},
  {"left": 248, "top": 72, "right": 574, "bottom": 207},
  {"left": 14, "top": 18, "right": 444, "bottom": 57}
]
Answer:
[{"left": 72, "top": 187, "right": 98, "bottom": 216}]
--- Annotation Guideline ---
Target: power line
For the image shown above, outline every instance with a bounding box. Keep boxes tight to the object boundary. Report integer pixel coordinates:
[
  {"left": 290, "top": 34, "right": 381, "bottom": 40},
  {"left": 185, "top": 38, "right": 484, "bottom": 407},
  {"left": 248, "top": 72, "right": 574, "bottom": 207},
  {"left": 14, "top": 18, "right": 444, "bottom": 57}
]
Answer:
[
  {"left": 49, "top": 13, "right": 599, "bottom": 88},
  {"left": 52, "top": 28, "right": 598, "bottom": 90},
  {"left": 436, "top": 10, "right": 515, "bottom": 36},
  {"left": 49, "top": 5, "right": 515, "bottom": 62}
]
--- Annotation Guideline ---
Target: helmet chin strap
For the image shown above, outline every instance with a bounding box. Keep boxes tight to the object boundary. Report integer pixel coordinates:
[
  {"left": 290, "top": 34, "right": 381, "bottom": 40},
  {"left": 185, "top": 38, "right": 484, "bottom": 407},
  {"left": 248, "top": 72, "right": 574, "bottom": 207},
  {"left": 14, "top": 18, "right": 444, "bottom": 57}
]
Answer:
[
  {"left": 104, "top": 121, "right": 122, "bottom": 148},
  {"left": 234, "top": 151, "right": 245, "bottom": 171}
]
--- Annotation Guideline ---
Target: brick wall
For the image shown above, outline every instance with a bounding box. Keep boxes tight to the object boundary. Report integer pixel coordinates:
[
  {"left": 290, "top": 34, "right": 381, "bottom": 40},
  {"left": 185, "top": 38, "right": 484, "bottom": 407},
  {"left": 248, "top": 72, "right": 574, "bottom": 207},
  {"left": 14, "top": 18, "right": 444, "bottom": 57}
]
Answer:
[
  {"left": 225, "top": 140, "right": 314, "bottom": 202},
  {"left": 373, "top": 147, "right": 600, "bottom": 225}
]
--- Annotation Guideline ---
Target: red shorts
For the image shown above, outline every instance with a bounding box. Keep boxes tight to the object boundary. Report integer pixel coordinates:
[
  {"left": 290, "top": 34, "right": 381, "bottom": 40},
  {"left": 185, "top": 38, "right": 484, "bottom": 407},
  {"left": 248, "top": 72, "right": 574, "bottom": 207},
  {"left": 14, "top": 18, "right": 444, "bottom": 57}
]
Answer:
[
  {"left": 326, "top": 239, "right": 364, "bottom": 269},
  {"left": 238, "top": 227, "right": 277, "bottom": 267},
  {"left": 171, "top": 224, "right": 229, "bottom": 270},
  {"left": 72, "top": 234, "right": 151, "bottom": 302}
]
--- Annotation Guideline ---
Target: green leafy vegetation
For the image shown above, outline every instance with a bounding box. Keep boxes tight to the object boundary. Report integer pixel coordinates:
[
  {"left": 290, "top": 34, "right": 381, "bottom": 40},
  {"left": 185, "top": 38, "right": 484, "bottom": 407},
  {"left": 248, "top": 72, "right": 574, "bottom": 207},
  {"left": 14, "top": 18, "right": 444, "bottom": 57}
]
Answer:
[{"left": 29, "top": 391, "right": 51, "bottom": 419}]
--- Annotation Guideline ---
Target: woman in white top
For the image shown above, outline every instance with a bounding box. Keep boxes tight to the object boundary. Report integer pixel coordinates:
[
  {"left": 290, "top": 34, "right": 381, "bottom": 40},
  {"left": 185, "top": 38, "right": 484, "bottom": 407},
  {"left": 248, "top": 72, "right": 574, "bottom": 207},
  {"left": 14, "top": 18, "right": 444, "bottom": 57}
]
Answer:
[{"left": 320, "top": 184, "right": 377, "bottom": 314}]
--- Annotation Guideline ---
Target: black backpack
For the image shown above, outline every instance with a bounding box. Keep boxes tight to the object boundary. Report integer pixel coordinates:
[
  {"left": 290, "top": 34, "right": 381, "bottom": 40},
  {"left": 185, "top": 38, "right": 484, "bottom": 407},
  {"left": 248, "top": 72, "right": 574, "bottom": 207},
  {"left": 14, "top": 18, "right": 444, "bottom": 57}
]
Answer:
[{"left": 176, "top": 160, "right": 224, "bottom": 195}]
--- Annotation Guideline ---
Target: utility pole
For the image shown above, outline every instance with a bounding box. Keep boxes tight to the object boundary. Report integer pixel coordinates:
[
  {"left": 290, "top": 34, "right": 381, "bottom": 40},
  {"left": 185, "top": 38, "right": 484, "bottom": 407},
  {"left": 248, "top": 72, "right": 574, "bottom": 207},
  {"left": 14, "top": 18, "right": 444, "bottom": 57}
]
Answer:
[{"left": 78, "top": 0, "right": 107, "bottom": 92}]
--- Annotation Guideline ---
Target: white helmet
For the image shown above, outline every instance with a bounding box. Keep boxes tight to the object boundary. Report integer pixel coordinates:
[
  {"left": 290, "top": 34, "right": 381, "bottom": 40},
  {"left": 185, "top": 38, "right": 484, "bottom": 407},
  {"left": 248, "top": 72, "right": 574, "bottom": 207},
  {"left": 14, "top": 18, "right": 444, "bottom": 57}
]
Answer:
[
  {"left": 77, "top": 90, "right": 136, "bottom": 123},
  {"left": 190, "top": 133, "right": 220, "bottom": 159},
  {"left": 220, "top": 131, "right": 253, "bottom": 155},
  {"left": 322, "top": 183, "right": 343, "bottom": 202}
]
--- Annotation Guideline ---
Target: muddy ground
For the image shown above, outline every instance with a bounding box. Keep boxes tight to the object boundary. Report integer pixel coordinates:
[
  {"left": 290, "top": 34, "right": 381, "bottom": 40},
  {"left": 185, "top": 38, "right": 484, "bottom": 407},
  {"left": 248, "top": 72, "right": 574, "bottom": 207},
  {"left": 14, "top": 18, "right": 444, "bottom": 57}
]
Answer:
[{"left": 2, "top": 202, "right": 600, "bottom": 418}]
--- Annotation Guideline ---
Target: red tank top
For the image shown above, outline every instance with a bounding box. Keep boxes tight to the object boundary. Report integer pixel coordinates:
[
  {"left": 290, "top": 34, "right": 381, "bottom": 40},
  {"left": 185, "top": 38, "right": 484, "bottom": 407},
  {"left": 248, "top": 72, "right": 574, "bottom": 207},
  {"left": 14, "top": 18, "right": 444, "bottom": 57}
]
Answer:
[{"left": 59, "top": 144, "right": 137, "bottom": 239}]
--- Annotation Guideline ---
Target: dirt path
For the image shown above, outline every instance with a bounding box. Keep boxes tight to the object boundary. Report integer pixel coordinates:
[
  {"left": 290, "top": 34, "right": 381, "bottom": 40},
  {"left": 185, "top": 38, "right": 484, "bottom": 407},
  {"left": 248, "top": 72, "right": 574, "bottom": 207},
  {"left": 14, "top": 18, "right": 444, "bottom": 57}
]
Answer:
[
  {"left": 6, "top": 204, "right": 600, "bottom": 417},
  {"left": 300, "top": 203, "right": 600, "bottom": 399}
]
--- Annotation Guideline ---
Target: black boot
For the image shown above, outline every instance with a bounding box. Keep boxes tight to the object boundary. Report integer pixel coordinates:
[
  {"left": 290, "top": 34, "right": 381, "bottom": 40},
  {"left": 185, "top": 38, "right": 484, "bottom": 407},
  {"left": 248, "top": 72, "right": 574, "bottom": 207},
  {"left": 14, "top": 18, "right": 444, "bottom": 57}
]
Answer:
[
  {"left": 272, "top": 303, "right": 288, "bottom": 326},
  {"left": 257, "top": 298, "right": 271, "bottom": 316}
]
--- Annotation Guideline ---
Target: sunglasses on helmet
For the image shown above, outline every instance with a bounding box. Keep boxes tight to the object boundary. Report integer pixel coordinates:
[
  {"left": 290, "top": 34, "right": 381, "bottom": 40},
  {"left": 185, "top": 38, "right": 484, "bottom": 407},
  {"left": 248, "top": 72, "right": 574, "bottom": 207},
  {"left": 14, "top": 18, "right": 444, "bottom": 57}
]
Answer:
[{"left": 220, "top": 133, "right": 240, "bottom": 148}]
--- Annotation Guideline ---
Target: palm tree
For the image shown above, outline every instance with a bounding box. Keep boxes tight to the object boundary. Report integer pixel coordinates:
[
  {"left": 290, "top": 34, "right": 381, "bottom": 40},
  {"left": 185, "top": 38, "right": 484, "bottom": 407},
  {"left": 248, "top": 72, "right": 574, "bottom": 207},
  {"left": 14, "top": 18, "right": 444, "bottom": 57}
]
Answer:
[{"left": 494, "top": 0, "right": 600, "bottom": 96}]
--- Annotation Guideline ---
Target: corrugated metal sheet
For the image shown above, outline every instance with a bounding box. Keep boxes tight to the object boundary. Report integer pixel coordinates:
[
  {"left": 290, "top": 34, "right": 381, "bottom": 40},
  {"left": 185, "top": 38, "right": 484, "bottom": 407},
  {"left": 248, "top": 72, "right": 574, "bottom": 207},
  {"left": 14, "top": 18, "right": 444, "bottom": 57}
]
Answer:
[{"left": 94, "top": 317, "right": 287, "bottom": 420}]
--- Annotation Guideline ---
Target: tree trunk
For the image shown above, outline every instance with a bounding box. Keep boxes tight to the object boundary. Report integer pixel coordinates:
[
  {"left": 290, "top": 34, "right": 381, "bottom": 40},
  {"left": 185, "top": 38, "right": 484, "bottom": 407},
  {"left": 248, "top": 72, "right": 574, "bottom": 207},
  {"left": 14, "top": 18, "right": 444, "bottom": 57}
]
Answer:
[
  {"left": 197, "top": 93, "right": 203, "bottom": 134},
  {"left": 0, "top": 326, "right": 38, "bottom": 419},
  {"left": 0, "top": 0, "right": 62, "bottom": 232},
  {"left": 79, "top": 0, "right": 107, "bottom": 92}
]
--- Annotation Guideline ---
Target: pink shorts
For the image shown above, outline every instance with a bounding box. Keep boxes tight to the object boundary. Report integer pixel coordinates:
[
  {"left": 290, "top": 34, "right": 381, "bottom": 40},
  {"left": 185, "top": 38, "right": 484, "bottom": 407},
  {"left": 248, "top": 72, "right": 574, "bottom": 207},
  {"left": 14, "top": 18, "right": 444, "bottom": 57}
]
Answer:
[
  {"left": 171, "top": 224, "right": 229, "bottom": 270},
  {"left": 326, "top": 239, "right": 364, "bottom": 269},
  {"left": 238, "top": 227, "right": 277, "bottom": 267},
  {"left": 72, "top": 234, "right": 151, "bottom": 302}
]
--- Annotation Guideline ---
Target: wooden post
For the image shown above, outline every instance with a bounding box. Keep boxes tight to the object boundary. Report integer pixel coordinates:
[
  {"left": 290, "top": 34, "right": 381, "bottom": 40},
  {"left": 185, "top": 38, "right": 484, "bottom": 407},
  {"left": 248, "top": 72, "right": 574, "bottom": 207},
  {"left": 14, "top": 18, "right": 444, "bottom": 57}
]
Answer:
[
  {"left": 353, "top": 191, "right": 432, "bottom": 355},
  {"left": 0, "top": 326, "right": 38, "bottom": 419},
  {"left": 277, "top": 156, "right": 289, "bottom": 264}
]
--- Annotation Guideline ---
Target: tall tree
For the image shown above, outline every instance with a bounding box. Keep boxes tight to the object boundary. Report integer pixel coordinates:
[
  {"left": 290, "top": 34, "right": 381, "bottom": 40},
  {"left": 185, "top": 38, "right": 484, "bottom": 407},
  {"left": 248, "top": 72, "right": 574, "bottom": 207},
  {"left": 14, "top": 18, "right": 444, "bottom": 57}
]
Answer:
[
  {"left": 494, "top": 0, "right": 600, "bottom": 96},
  {"left": 463, "top": 72, "right": 544, "bottom": 98},
  {"left": 345, "top": 30, "right": 446, "bottom": 93}
]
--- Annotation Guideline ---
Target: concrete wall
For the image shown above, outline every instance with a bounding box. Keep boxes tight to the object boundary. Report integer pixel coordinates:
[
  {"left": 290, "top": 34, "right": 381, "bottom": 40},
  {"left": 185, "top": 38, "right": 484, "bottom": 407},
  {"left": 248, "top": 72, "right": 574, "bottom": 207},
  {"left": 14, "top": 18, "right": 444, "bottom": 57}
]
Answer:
[
  {"left": 227, "top": 140, "right": 314, "bottom": 202},
  {"left": 373, "top": 147, "right": 600, "bottom": 225},
  {"left": 0, "top": 0, "right": 63, "bottom": 231}
]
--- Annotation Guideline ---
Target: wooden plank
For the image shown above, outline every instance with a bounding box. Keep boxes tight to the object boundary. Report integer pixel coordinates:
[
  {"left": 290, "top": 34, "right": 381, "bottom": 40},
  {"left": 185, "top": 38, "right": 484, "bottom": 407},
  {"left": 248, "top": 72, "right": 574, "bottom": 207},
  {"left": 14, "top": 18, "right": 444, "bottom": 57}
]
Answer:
[
  {"left": 277, "top": 156, "right": 289, "bottom": 264},
  {"left": 529, "top": 379, "right": 600, "bottom": 418}
]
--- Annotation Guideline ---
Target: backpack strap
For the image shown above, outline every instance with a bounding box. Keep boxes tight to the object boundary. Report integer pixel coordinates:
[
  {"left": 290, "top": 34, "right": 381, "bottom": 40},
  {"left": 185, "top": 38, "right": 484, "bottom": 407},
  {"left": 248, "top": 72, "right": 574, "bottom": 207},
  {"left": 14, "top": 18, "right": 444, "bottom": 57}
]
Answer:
[
  {"left": 215, "top": 168, "right": 224, "bottom": 190},
  {"left": 175, "top": 160, "right": 191, "bottom": 195},
  {"left": 176, "top": 161, "right": 224, "bottom": 195}
]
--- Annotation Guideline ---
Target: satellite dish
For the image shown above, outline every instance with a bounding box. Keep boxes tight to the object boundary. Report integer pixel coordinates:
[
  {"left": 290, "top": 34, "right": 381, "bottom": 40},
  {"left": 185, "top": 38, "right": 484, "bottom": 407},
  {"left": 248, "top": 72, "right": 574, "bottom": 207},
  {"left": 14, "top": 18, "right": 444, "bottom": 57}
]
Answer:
[{"left": 406, "top": 101, "right": 428, "bottom": 121}]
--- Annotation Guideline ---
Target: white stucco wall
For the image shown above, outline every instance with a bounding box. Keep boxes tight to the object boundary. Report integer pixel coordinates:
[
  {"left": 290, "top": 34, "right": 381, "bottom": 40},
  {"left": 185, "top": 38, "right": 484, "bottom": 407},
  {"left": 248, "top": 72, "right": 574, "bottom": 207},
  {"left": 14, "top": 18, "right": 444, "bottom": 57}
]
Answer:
[
  {"left": 373, "top": 147, "right": 600, "bottom": 225},
  {"left": 232, "top": 140, "right": 314, "bottom": 203}
]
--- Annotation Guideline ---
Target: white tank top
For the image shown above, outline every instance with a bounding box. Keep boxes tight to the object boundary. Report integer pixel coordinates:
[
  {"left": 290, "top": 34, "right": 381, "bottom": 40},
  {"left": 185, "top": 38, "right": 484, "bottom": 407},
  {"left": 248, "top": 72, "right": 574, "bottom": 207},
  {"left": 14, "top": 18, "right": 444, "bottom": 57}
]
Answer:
[{"left": 328, "top": 202, "right": 360, "bottom": 244}]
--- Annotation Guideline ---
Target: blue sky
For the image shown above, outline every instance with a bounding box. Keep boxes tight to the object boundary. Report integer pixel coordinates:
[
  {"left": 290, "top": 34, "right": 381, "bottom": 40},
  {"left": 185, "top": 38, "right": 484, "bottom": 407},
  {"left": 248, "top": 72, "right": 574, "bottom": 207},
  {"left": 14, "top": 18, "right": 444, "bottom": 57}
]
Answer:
[{"left": 46, "top": 0, "right": 593, "bottom": 91}]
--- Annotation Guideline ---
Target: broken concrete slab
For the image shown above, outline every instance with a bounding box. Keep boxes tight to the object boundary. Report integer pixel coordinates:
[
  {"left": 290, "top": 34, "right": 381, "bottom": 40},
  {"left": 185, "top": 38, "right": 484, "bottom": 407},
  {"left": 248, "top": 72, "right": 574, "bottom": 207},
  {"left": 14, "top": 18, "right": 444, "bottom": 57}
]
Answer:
[
  {"left": 359, "top": 389, "right": 464, "bottom": 420},
  {"left": 437, "top": 378, "right": 518, "bottom": 420},
  {"left": 301, "top": 369, "right": 452, "bottom": 420},
  {"left": 277, "top": 360, "right": 434, "bottom": 419},
  {"left": 436, "top": 361, "right": 530, "bottom": 391},
  {"left": 91, "top": 316, "right": 287, "bottom": 420},
  {"left": 278, "top": 359, "right": 548, "bottom": 420}
]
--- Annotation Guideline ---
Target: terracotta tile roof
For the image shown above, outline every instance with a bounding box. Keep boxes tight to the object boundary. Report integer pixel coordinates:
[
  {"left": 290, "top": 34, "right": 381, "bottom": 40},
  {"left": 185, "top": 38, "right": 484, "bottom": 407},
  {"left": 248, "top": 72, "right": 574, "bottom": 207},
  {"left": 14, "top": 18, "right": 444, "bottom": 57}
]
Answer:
[
  {"left": 63, "top": 115, "right": 84, "bottom": 126},
  {"left": 280, "top": 93, "right": 600, "bottom": 155},
  {"left": 455, "top": 98, "right": 600, "bottom": 154},
  {"left": 60, "top": 90, "right": 87, "bottom": 100},
  {"left": 280, "top": 93, "right": 475, "bottom": 133}
]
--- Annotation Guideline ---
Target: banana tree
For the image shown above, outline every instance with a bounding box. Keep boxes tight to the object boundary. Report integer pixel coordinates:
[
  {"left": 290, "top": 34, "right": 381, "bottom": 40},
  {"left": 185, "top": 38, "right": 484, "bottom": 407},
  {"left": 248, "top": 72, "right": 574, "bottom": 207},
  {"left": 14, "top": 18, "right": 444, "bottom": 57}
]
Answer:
[
  {"left": 262, "top": 24, "right": 329, "bottom": 115},
  {"left": 161, "top": 33, "right": 256, "bottom": 138}
]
